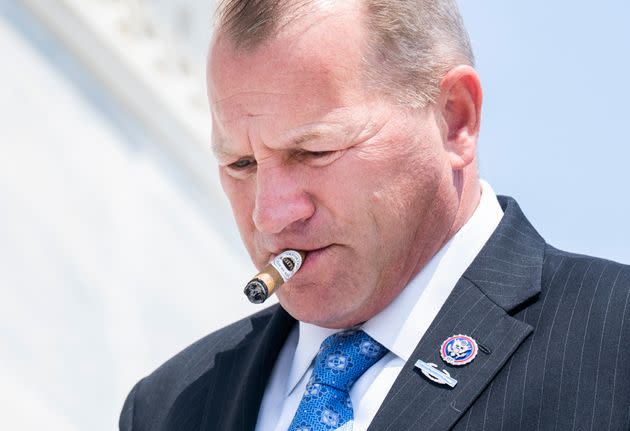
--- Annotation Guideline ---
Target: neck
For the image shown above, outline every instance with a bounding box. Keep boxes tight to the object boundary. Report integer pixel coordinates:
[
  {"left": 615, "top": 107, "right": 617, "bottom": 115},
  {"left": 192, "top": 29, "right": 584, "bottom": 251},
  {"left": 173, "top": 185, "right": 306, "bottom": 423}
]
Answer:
[{"left": 445, "top": 164, "right": 482, "bottom": 244}]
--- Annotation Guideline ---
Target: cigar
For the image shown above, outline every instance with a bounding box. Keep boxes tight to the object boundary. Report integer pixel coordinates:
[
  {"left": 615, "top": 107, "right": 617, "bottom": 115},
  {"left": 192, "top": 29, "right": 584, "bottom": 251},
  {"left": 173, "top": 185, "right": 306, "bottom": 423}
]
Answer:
[{"left": 244, "top": 250, "right": 306, "bottom": 304}]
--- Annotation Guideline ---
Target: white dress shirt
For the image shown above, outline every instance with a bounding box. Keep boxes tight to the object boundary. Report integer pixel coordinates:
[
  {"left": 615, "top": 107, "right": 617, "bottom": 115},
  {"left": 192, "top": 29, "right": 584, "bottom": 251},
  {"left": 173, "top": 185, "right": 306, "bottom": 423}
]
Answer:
[{"left": 255, "top": 180, "right": 504, "bottom": 431}]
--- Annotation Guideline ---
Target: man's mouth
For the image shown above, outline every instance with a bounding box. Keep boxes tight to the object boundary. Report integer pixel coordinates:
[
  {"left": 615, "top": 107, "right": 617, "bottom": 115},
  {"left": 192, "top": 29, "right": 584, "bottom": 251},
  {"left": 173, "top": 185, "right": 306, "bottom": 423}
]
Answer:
[{"left": 298, "top": 245, "right": 333, "bottom": 272}]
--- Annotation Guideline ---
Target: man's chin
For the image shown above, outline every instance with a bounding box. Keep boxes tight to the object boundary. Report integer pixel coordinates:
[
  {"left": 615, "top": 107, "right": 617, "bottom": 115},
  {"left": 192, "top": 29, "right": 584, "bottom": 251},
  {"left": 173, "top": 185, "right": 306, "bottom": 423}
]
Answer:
[{"left": 276, "top": 285, "right": 368, "bottom": 329}]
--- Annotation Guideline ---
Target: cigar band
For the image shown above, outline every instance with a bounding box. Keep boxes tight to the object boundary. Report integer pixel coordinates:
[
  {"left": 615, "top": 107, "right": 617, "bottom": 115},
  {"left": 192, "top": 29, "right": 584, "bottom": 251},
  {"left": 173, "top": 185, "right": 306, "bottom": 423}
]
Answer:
[{"left": 270, "top": 250, "right": 304, "bottom": 282}]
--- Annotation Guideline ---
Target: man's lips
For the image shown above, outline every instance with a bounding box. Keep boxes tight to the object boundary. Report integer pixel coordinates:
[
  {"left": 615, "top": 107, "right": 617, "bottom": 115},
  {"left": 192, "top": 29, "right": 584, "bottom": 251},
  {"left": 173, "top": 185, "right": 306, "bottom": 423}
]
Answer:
[
  {"left": 297, "top": 245, "right": 333, "bottom": 272},
  {"left": 264, "top": 245, "right": 331, "bottom": 262}
]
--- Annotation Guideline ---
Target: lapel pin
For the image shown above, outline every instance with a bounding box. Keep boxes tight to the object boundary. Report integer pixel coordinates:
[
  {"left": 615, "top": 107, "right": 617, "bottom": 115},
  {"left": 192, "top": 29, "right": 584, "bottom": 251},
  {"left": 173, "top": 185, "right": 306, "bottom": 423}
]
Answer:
[
  {"left": 440, "top": 334, "right": 478, "bottom": 366},
  {"left": 414, "top": 360, "right": 458, "bottom": 387}
]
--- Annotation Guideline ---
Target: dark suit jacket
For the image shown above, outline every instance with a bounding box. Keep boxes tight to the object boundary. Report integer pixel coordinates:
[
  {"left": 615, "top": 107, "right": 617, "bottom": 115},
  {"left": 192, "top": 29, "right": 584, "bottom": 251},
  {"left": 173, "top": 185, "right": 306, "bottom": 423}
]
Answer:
[{"left": 120, "top": 196, "right": 630, "bottom": 430}]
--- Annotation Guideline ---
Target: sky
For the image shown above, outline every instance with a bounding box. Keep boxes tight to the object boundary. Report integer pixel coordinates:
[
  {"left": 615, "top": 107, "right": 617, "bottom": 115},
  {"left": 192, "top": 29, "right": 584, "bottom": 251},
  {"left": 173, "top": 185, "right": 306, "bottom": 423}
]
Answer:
[{"left": 457, "top": 1, "right": 629, "bottom": 264}]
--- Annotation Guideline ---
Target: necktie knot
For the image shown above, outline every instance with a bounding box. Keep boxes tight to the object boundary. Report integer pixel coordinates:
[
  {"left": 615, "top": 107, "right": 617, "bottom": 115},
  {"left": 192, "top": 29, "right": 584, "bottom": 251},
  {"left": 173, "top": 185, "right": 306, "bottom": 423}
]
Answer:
[
  {"left": 313, "top": 330, "right": 387, "bottom": 391},
  {"left": 288, "top": 330, "right": 387, "bottom": 431}
]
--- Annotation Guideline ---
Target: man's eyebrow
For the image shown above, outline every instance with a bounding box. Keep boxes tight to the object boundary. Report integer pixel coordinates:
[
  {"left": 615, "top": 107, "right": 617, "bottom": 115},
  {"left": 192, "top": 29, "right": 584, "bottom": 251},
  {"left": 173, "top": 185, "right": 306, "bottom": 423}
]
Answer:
[
  {"left": 281, "top": 123, "right": 340, "bottom": 148},
  {"left": 288, "top": 131, "right": 324, "bottom": 147},
  {"left": 211, "top": 138, "right": 236, "bottom": 159},
  {"left": 211, "top": 125, "right": 333, "bottom": 159}
]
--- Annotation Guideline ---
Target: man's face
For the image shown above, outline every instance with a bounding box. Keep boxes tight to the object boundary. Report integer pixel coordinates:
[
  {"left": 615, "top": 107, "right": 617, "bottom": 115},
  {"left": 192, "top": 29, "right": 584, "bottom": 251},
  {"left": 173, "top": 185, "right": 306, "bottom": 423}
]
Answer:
[{"left": 208, "top": 3, "right": 459, "bottom": 328}]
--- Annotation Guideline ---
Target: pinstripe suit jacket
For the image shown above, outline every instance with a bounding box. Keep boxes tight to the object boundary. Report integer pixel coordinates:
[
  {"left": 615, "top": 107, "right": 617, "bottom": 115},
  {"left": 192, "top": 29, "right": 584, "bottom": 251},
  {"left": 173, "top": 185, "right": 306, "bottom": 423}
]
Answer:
[{"left": 120, "top": 196, "right": 630, "bottom": 430}]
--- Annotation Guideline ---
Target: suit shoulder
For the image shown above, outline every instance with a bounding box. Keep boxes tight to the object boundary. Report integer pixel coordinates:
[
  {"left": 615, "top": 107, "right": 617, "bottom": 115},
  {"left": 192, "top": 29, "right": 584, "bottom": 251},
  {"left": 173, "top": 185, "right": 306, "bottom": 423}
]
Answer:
[
  {"left": 542, "top": 243, "right": 630, "bottom": 297},
  {"left": 544, "top": 243, "right": 630, "bottom": 272},
  {"left": 122, "top": 304, "right": 282, "bottom": 429},
  {"left": 144, "top": 304, "right": 279, "bottom": 387}
]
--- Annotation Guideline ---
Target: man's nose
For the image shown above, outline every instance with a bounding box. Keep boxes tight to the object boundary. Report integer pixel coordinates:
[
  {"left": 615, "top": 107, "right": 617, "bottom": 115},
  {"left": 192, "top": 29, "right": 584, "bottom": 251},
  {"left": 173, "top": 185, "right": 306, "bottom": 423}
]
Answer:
[{"left": 252, "top": 164, "right": 315, "bottom": 234}]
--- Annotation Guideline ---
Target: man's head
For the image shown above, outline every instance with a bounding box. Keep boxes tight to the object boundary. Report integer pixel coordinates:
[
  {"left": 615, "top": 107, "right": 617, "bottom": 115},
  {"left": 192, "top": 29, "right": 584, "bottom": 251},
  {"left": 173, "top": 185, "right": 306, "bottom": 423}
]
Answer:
[{"left": 208, "top": 0, "right": 483, "bottom": 328}]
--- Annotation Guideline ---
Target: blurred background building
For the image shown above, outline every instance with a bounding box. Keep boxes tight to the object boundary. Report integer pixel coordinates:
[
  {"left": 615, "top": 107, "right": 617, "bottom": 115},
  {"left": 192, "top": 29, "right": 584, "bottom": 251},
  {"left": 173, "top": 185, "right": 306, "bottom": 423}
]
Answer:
[
  {"left": 0, "top": 1, "right": 628, "bottom": 430},
  {"left": 1, "top": 1, "right": 254, "bottom": 429}
]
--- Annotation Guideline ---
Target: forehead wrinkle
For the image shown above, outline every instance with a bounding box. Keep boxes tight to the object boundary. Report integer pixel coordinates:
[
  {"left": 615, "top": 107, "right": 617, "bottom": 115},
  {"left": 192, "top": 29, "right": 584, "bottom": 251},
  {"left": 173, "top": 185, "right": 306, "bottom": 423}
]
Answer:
[
  {"left": 210, "top": 105, "right": 276, "bottom": 159},
  {"left": 211, "top": 95, "right": 288, "bottom": 128},
  {"left": 212, "top": 90, "right": 289, "bottom": 108}
]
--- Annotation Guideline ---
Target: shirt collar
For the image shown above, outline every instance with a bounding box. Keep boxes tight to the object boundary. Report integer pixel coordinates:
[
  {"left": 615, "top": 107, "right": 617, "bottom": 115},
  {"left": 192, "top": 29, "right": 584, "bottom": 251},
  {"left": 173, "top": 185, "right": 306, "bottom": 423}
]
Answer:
[
  {"left": 285, "top": 323, "right": 337, "bottom": 395},
  {"left": 285, "top": 180, "right": 503, "bottom": 395}
]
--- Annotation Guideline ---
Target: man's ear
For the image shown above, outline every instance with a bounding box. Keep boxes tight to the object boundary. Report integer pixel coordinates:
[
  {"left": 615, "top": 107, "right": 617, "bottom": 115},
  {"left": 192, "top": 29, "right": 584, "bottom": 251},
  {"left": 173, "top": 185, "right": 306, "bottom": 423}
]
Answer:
[{"left": 437, "top": 65, "right": 482, "bottom": 170}]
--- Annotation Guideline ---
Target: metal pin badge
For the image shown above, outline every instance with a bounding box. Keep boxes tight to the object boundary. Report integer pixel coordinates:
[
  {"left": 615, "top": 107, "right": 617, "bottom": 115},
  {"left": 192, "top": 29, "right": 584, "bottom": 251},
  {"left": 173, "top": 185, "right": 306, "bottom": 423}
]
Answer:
[
  {"left": 440, "top": 334, "right": 478, "bottom": 366},
  {"left": 414, "top": 360, "right": 458, "bottom": 387}
]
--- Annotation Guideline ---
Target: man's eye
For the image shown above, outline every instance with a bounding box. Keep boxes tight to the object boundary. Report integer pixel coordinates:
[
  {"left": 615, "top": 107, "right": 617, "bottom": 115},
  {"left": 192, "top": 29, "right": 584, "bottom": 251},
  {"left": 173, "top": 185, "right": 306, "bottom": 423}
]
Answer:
[
  {"left": 305, "top": 151, "right": 334, "bottom": 158},
  {"left": 295, "top": 150, "right": 342, "bottom": 165},
  {"left": 229, "top": 158, "right": 256, "bottom": 170}
]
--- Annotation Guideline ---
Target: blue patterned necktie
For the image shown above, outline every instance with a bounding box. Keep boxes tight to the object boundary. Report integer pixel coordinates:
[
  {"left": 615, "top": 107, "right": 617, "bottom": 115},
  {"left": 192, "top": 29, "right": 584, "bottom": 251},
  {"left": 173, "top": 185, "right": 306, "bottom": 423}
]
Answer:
[{"left": 288, "top": 329, "right": 388, "bottom": 431}]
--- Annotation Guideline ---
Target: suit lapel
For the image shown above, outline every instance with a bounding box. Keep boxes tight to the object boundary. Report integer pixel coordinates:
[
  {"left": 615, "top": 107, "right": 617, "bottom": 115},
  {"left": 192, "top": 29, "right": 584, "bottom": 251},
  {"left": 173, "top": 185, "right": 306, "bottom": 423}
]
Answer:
[
  {"left": 369, "top": 196, "right": 545, "bottom": 430},
  {"left": 201, "top": 305, "right": 296, "bottom": 431}
]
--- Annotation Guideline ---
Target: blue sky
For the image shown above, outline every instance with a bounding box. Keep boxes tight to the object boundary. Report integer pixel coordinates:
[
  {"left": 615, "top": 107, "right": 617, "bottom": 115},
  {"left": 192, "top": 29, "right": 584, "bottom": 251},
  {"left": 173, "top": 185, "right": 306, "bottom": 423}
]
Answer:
[{"left": 458, "top": 1, "right": 629, "bottom": 264}]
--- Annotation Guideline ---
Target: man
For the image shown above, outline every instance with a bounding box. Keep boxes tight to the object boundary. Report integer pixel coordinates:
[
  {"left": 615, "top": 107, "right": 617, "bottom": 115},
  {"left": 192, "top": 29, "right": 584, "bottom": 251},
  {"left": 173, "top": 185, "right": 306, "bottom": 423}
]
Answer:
[{"left": 120, "top": 1, "right": 630, "bottom": 430}]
